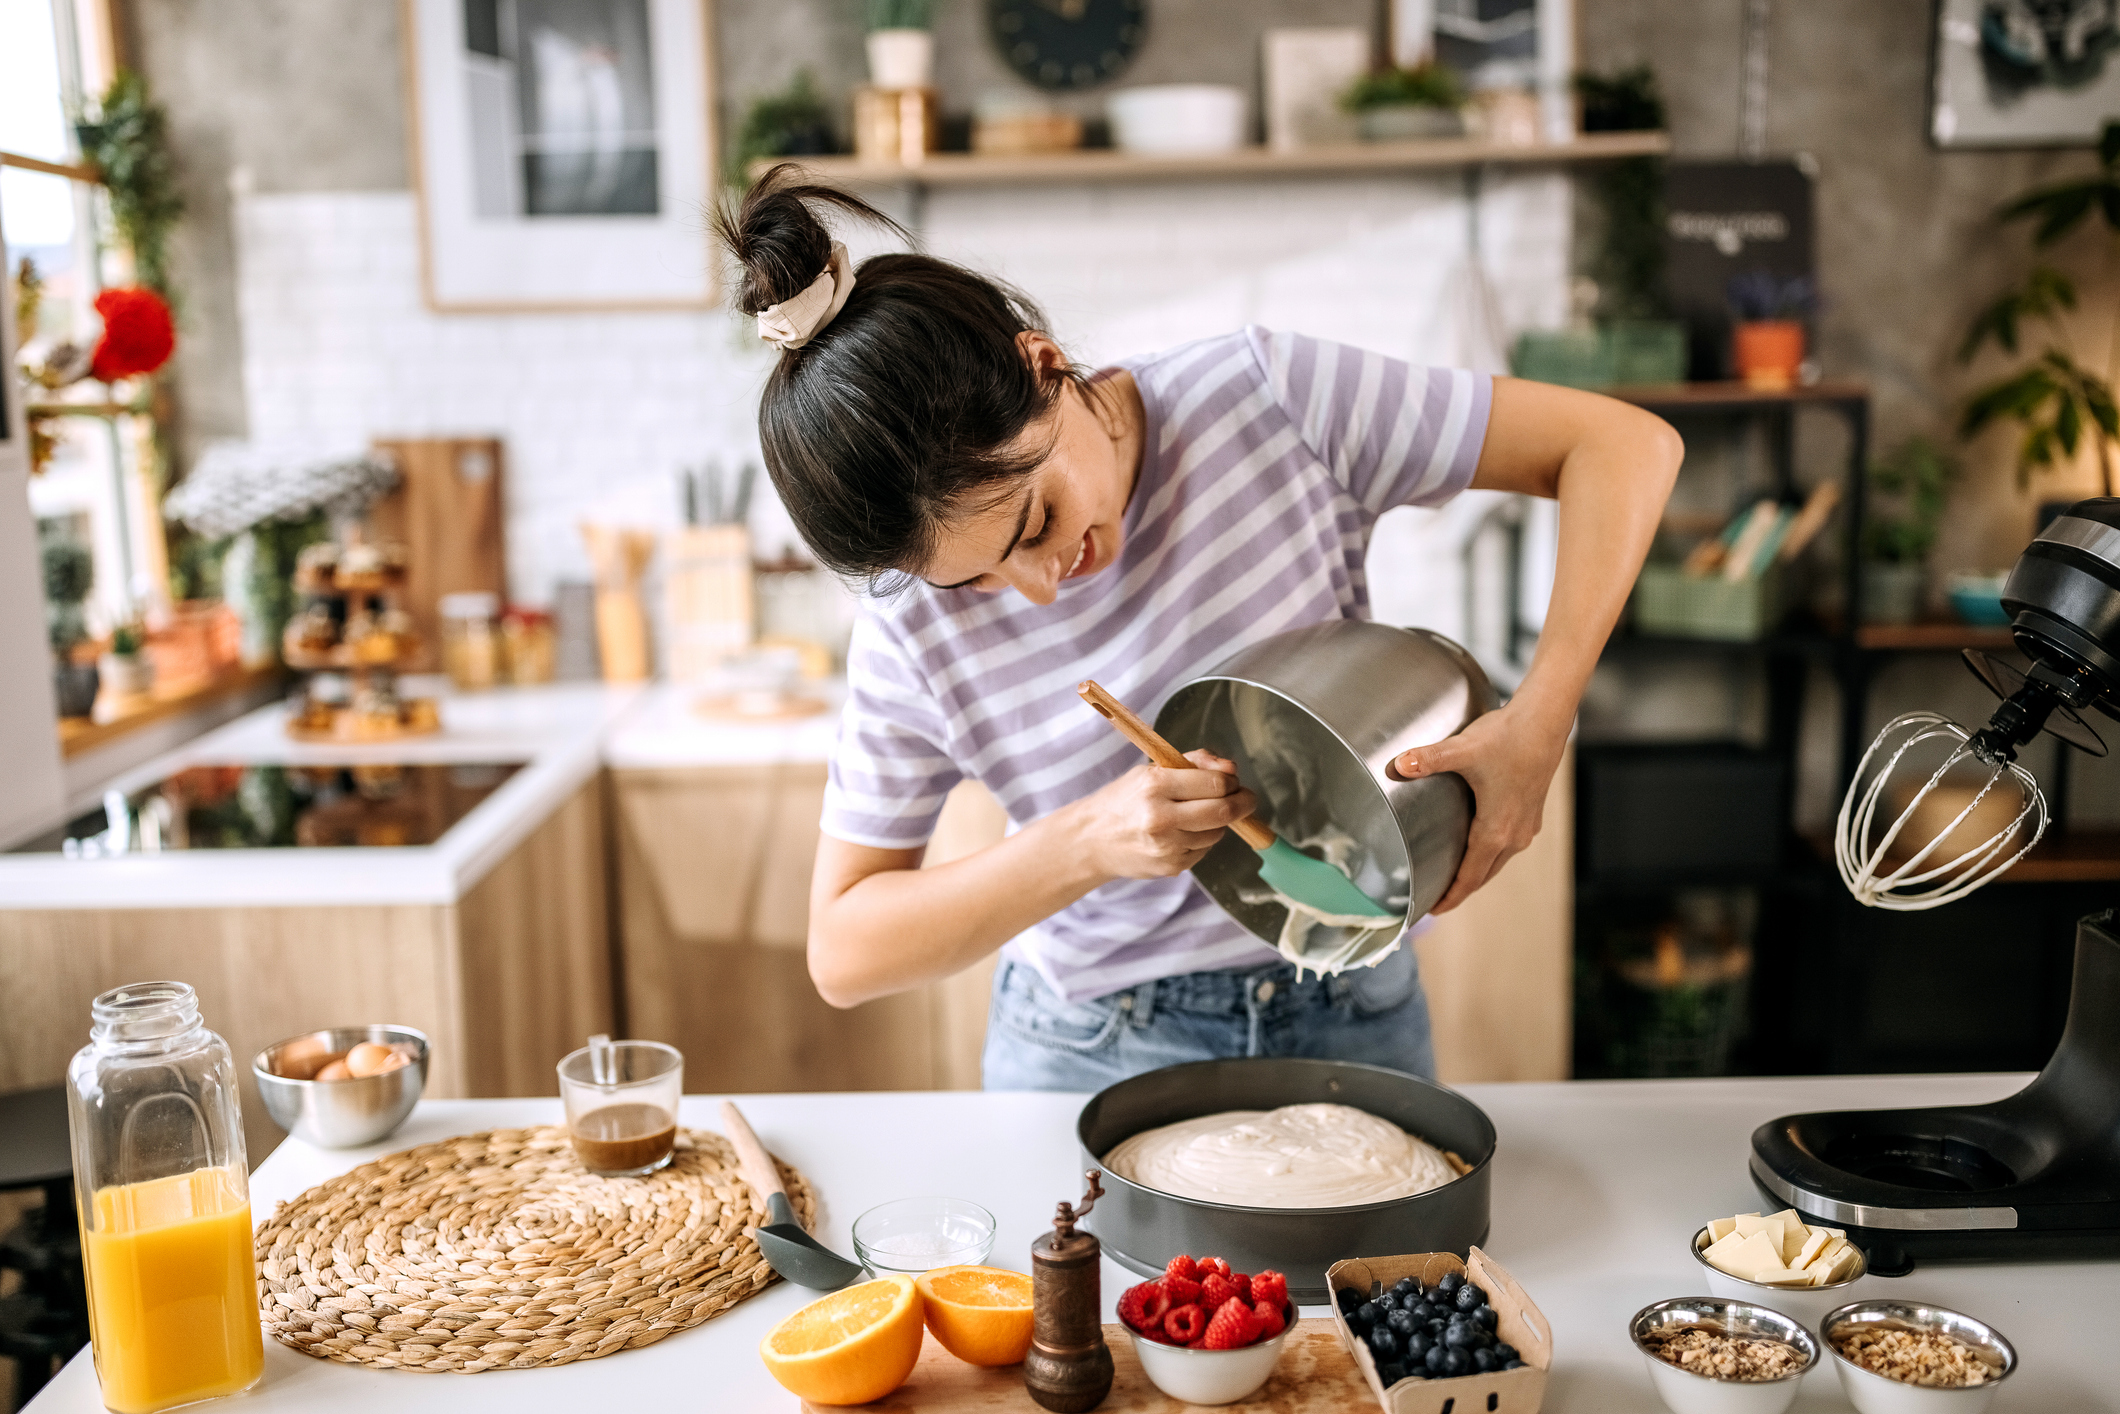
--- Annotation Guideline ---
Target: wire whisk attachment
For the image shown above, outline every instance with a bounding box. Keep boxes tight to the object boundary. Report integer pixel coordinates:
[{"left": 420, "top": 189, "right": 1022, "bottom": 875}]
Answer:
[{"left": 1835, "top": 711, "right": 2047, "bottom": 911}]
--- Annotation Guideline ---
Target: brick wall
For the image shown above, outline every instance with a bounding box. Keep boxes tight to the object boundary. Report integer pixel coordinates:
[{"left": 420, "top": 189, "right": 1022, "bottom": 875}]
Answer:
[{"left": 233, "top": 173, "right": 1569, "bottom": 608}]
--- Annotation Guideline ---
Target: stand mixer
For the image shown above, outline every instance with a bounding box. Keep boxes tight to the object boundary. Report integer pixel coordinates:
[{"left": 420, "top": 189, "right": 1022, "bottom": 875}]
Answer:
[{"left": 1755, "top": 496, "right": 2120, "bottom": 1273}]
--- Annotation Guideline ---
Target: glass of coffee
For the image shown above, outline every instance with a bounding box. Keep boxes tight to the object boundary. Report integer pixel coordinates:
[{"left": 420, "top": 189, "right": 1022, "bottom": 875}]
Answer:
[{"left": 557, "top": 1039, "right": 682, "bottom": 1176}]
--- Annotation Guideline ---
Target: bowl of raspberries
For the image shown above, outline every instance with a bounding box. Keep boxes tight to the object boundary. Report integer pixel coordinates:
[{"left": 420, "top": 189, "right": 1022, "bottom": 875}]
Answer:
[
  {"left": 1337, "top": 1268, "right": 1529, "bottom": 1387},
  {"left": 1117, "top": 1254, "right": 1297, "bottom": 1406}
]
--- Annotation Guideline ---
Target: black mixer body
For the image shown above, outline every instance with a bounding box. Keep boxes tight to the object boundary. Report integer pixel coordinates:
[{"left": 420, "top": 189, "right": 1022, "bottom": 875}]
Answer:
[
  {"left": 1970, "top": 497, "right": 2120, "bottom": 759},
  {"left": 1750, "top": 912, "right": 2120, "bottom": 1274}
]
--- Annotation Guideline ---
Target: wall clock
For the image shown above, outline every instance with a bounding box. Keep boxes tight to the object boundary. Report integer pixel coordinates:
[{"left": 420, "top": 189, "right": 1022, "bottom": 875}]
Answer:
[{"left": 987, "top": 0, "right": 1148, "bottom": 92}]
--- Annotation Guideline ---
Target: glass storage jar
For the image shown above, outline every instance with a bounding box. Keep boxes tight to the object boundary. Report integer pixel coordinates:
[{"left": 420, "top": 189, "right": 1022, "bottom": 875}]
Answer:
[
  {"left": 66, "top": 981, "right": 263, "bottom": 1414},
  {"left": 439, "top": 591, "right": 501, "bottom": 692}
]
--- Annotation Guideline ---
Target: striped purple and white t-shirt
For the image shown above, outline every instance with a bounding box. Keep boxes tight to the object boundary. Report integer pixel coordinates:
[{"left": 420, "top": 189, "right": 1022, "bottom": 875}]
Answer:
[{"left": 821, "top": 327, "right": 1492, "bottom": 1001}]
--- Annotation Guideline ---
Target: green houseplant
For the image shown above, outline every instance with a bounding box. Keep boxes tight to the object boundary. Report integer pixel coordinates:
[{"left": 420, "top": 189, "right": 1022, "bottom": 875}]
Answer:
[
  {"left": 1861, "top": 437, "right": 1958, "bottom": 625},
  {"left": 732, "top": 71, "right": 838, "bottom": 183},
  {"left": 1340, "top": 63, "right": 1465, "bottom": 142},
  {"left": 1960, "top": 120, "right": 2120, "bottom": 493},
  {"left": 42, "top": 534, "right": 99, "bottom": 717}
]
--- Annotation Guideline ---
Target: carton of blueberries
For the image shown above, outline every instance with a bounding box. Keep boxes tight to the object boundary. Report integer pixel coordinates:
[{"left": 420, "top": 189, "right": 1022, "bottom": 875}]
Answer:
[{"left": 1328, "top": 1249, "right": 1552, "bottom": 1414}]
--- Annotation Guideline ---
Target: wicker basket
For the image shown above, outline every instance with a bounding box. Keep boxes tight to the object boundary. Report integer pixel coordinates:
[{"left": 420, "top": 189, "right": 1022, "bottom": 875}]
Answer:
[{"left": 1632, "top": 563, "right": 1792, "bottom": 642}]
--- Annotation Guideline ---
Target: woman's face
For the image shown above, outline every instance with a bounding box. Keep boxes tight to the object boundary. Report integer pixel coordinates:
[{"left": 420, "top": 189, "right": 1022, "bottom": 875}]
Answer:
[{"left": 916, "top": 345, "right": 1139, "bottom": 606}]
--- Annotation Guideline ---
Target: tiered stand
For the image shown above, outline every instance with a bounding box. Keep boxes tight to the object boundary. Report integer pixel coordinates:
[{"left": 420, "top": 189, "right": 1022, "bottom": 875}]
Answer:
[{"left": 281, "top": 539, "right": 440, "bottom": 743}]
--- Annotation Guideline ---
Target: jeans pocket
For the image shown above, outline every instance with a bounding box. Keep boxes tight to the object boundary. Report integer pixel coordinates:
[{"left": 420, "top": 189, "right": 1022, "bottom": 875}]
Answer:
[
  {"left": 1346, "top": 946, "right": 1418, "bottom": 1017},
  {"left": 990, "top": 961, "right": 1127, "bottom": 1055}
]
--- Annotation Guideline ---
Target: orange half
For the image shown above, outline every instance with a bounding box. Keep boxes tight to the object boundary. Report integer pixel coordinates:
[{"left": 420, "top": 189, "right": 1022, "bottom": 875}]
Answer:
[
  {"left": 759, "top": 1274, "right": 925, "bottom": 1405},
  {"left": 915, "top": 1265, "right": 1035, "bottom": 1367}
]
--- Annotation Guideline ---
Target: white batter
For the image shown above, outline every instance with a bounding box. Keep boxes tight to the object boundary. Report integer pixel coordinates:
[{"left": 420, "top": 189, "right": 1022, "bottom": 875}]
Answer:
[{"left": 1103, "top": 1102, "right": 1460, "bottom": 1208}]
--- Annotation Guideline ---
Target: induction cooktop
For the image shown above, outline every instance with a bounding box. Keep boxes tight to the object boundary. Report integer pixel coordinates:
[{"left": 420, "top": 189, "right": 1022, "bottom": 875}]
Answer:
[{"left": 13, "top": 762, "right": 522, "bottom": 854}]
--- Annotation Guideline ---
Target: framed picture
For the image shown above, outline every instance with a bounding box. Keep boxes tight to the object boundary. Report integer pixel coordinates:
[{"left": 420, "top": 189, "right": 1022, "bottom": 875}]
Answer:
[
  {"left": 1932, "top": 0, "right": 2120, "bottom": 148},
  {"left": 1390, "top": 0, "right": 1576, "bottom": 141},
  {"left": 402, "top": 0, "right": 717, "bottom": 311}
]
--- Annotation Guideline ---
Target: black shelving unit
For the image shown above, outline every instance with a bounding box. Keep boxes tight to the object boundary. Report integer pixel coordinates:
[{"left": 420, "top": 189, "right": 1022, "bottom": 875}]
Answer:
[{"left": 1571, "top": 380, "right": 2113, "bottom": 1078}]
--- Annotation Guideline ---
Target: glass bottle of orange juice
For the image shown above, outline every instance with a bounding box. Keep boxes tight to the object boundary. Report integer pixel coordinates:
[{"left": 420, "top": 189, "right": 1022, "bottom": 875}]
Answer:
[{"left": 66, "top": 982, "right": 264, "bottom": 1413}]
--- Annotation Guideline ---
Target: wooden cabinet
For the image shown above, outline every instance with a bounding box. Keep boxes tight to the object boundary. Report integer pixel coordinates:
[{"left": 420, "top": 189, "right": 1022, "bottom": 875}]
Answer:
[{"left": 0, "top": 782, "right": 614, "bottom": 1160}]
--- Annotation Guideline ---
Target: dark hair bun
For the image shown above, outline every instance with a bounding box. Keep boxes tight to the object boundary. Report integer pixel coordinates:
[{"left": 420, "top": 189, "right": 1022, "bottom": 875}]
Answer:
[{"left": 714, "top": 162, "right": 906, "bottom": 315}]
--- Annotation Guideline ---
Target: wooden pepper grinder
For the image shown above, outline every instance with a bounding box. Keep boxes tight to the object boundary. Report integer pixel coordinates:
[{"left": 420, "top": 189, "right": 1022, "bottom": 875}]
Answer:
[{"left": 1025, "top": 1170, "right": 1114, "bottom": 1412}]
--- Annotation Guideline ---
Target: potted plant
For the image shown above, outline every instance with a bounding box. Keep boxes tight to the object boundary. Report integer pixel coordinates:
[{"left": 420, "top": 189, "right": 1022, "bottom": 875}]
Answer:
[
  {"left": 101, "top": 621, "right": 155, "bottom": 699},
  {"left": 43, "top": 535, "right": 100, "bottom": 718},
  {"left": 732, "top": 70, "right": 839, "bottom": 180},
  {"left": 866, "top": 0, "right": 934, "bottom": 89},
  {"left": 1340, "top": 63, "right": 1465, "bottom": 142},
  {"left": 1726, "top": 271, "right": 1816, "bottom": 390},
  {"left": 1861, "top": 437, "right": 1957, "bottom": 625}
]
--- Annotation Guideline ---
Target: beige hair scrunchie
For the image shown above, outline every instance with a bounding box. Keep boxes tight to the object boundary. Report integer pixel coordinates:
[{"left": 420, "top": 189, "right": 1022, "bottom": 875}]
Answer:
[{"left": 756, "top": 241, "right": 856, "bottom": 350}]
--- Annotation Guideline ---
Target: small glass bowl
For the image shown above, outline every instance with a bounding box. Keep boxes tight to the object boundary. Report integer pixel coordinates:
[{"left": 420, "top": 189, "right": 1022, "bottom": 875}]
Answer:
[{"left": 852, "top": 1197, "right": 997, "bottom": 1274}]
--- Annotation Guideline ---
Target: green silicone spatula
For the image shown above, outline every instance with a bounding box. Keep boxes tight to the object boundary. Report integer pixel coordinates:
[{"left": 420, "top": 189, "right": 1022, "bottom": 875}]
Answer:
[{"left": 1079, "top": 680, "right": 1396, "bottom": 920}]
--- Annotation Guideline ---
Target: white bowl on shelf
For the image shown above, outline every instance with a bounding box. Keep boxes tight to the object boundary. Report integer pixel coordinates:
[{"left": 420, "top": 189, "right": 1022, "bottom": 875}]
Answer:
[
  {"left": 1107, "top": 85, "right": 1247, "bottom": 155},
  {"left": 1689, "top": 1224, "right": 1870, "bottom": 1325}
]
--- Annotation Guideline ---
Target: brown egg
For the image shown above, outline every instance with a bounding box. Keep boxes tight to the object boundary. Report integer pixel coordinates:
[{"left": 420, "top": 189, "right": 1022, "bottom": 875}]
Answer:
[
  {"left": 344, "top": 1041, "right": 400, "bottom": 1077},
  {"left": 314, "top": 1058, "right": 354, "bottom": 1082},
  {"left": 275, "top": 1036, "right": 334, "bottom": 1080},
  {"left": 373, "top": 1048, "right": 413, "bottom": 1074}
]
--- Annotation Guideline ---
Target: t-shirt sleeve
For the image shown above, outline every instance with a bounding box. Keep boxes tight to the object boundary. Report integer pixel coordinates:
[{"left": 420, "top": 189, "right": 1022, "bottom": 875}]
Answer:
[
  {"left": 1248, "top": 327, "right": 1492, "bottom": 515},
  {"left": 819, "top": 611, "right": 964, "bottom": 850}
]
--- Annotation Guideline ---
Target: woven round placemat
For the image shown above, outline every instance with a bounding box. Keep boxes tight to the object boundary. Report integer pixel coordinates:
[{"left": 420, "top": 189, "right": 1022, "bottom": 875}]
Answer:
[{"left": 256, "top": 1125, "right": 818, "bottom": 1372}]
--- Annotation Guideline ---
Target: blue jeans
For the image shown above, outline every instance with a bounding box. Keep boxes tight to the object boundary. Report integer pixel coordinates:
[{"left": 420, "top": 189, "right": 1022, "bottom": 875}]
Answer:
[{"left": 980, "top": 943, "right": 1435, "bottom": 1091}]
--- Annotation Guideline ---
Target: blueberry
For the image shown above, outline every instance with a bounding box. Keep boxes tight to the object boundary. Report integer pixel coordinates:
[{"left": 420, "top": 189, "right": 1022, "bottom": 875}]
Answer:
[
  {"left": 1444, "top": 1322, "right": 1477, "bottom": 1349},
  {"left": 1386, "top": 1310, "right": 1415, "bottom": 1336},
  {"left": 1405, "top": 1328, "right": 1432, "bottom": 1358},
  {"left": 1377, "top": 1361, "right": 1406, "bottom": 1386},
  {"left": 1376, "top": 1292, "right": 1400, "bottom": 1312},
  {"left": 1410, "top": 1298, "right": 1437, "bottom": 1322},
  {"left": 1425, "top": 1343, "right": 1447, "bottom": 1373},
  {"left": 1455, "top": 1283, "right": 1486, "bottom": 1313},
  {"left": 1369, "top": 1328, "right": 1401, "bottom": 1359},
  {"left": 1474, "top": 1306, "right": 1498, "bottom": 1331},
  {"left": 1441, "top": 1347, "right": 1473, "bottom": 1377},
  {"left": 1428, "top": 1316, "right": 1447, "bottom": 1334},
  {"left": 1435, "top": 1272, "right": 1464, "bottom": 1295},
  {"left": 1336, "top": 1287, "right": 1362, "bottom": 1313},
  {"left": 1354, "top": 1302, "right": 1381, "bottom": 1329},
  {"left": 1503, "top": 1359, "right": 1526, "bottom": 1371},
  {"left": 1393, "top": 1276, "right": 1419, "bottom": 1297},
  {"left": 1473, "top": 1348, "right": 1498, "bottom": 1372}
]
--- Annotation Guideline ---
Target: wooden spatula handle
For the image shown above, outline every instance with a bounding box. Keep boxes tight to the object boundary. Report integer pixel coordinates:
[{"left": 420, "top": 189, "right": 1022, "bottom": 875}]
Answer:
[
  {"left": 719, "top": 1101, "right": 786, "bottom": 1203},
  {"left": 1077, "top": 681, "right": 1276, "bottom": 850}
]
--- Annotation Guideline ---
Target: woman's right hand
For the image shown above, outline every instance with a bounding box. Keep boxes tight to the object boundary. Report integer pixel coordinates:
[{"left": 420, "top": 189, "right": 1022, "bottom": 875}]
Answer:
[{"left": 1071, "top": 750, "right": 1256, "bottom": 881}]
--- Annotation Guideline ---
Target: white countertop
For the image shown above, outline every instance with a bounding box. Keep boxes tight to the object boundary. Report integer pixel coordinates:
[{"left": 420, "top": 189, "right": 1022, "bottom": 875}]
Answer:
[
  {"left": 0, "top": 679, "right": 845, "bottom": 911},
  {"left": 25, "top": 1074, "right": 2117, "bottom": 1413}
]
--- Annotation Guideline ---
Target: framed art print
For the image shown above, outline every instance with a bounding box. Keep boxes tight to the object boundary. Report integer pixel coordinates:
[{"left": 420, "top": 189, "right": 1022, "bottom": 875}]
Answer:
[
  {"left": 1932, "top": 0, "right": 2120, "bottom": 148},
  {"left": 403, "top": 0, "right": 717, "bottom": 310}
]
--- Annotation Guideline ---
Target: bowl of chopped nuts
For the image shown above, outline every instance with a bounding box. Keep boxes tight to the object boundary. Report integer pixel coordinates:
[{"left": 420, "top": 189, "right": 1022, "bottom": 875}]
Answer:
[
  {"left": 1629, "top": 1298, "right": 1818, "bottom": 1414},
  {"left": 1821, "top": 1300, "right": 2015, "bottom": 1413}
]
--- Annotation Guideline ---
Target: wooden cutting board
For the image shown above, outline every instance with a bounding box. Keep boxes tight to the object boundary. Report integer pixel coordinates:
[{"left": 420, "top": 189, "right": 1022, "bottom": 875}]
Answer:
[
  {"left": 368, "top": 437, "right": 507, "bottom": 671},
  {"left": 802, "top": 1321, "right": 1374, "bottom": 1413}
]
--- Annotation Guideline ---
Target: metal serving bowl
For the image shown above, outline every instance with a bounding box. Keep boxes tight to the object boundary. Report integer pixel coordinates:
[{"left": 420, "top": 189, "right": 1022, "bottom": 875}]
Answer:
[
  {"left": 253, "top": 1025, "right": 429, "bottom": 1148},
  {"left": 1078, "top": 1057, "right": 1494, "bottom": 1306},
  {"left": 1157, "top": 621, "right": 1496, "bottom": 965},
  {"left": 1820, "top": 1301, "right": 2015, "bottom": 1414},
  {"left": 1629, "top": 1298, "right": 1818, "bottom": 1414}
]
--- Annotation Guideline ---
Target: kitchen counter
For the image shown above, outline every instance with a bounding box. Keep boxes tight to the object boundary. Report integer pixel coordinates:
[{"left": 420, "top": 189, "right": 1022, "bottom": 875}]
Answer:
[{"left": 25, "top": 1073, "right": 2116, "bottom": 1413}]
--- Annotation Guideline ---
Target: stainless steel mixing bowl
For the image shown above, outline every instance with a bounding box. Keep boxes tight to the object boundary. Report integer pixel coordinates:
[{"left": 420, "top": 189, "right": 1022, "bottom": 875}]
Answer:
[
  {"left": 253, "top": 1025, "right": 428, "bottom": 1148},
  {"left": 1078, "top": 1057, "right": 1495, "bottom": 1305},
  {"left": 1156, "top": 620, "right": 1496, "bottom": 960}
]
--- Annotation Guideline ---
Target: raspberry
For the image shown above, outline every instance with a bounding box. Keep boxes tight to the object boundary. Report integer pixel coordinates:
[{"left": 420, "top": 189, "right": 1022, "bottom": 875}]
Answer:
[
  {"left": 1197, "top": 1256, "right": 1232, "bottom": 1280},
  {"left": 1118, "top": 1281, "right": 1165, "bottom": 1333},
  {"left": 1162, "top": 1272, "right": 1203, "bottom": 1306},
  {"left": 1250, "top": 1270, "right": 1288, "bottom": 1313},
  {"left": 1202, "top": 1296, "right": 1260, "bottom": 1350},
  {"left": 1199, "top": 1273, "right": 1237, "bottom": 1311},
  {"left": 1232, "top": 1272, "right": 1253, "bottom": 1304},
  {"left": 1165, "top": 1254, "right": 1199, "bottom": 1284},
  {"left": 1252, "top": 1298, "right": 1286, "bottom": 1339},
  {"left": 1163, "top": 1302, "right": 1206, "bottom": 1344}
]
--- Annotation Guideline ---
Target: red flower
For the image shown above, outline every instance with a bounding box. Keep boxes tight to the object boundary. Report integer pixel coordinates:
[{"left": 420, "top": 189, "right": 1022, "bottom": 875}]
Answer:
[{"left": 90, "top": 287, "right": 176, "bottom": 382}]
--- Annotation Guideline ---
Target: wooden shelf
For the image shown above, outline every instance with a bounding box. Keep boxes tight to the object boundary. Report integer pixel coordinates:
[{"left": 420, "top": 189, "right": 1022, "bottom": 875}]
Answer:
[
  {"left": 759, "top": 130, "right": 1670, "bottom": 188},
  {"left": 0, "top": 149, "right": 99, "bottom": 184},
  {"left": 57, "top": 665, "right": 282, "bottom": 760},
  {"left": 1607, "top": 380, "right": 1871, "bottom": 410},
  {"left": 1854, "top": 622, "right": 2014, "bottom": 651}
]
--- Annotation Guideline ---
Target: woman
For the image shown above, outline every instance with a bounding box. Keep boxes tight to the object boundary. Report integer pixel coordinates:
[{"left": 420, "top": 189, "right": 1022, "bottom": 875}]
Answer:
[{"left": 717, "top": 167, "right": 1680, "bottom": 1090}]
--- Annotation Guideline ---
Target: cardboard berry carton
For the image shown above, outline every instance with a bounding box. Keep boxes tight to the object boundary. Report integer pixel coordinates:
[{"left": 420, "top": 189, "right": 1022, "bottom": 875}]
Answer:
[{"left": 1327, "top": 1248, "right": 1553, "bottom": 1414}]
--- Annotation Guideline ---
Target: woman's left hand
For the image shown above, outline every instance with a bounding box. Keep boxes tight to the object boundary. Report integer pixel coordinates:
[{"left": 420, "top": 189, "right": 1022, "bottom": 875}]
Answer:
[{"left": 1392, "top": 700, "right": 1569, "bottom": 914}]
